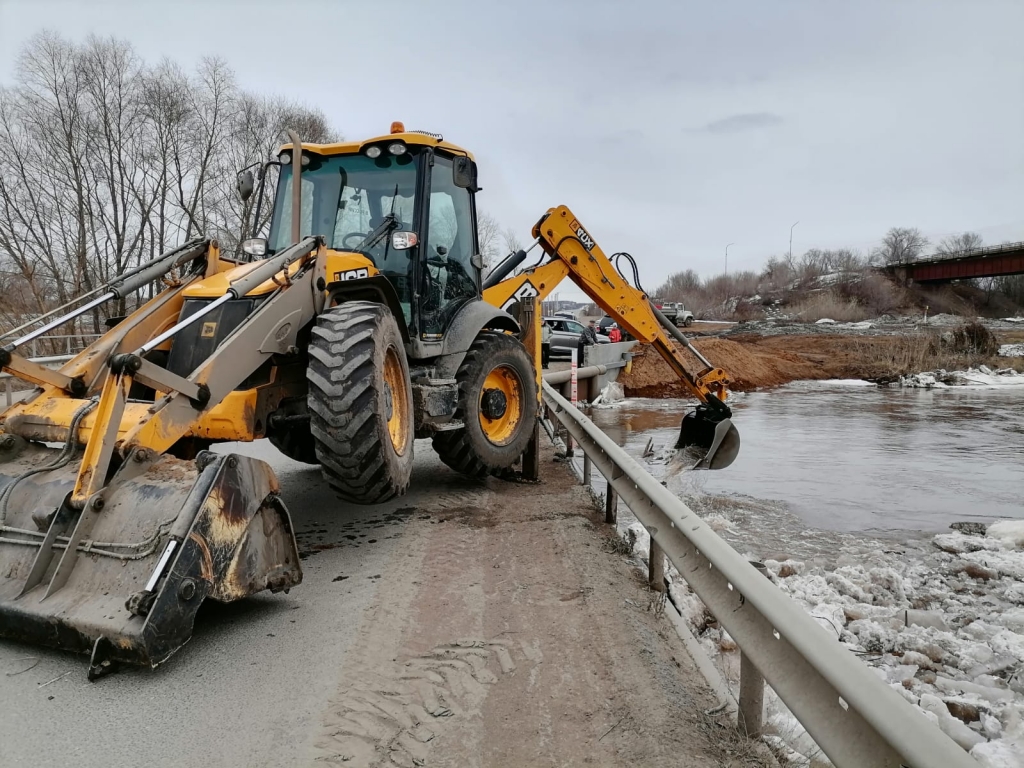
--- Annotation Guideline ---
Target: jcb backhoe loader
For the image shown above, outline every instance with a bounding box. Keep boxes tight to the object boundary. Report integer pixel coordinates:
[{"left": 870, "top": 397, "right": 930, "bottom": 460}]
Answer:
[{"left": 0, "top": 124, "right": 737, "bottom": 675}]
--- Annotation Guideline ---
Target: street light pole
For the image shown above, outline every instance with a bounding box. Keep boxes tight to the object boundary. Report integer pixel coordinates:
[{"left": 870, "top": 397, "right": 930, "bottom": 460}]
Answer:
[
  {"left": 725, "top": 243, "right": 734, "bottom": 276},
  {"left": 789, "top": 221, "right": 799, "bottom": 260}
]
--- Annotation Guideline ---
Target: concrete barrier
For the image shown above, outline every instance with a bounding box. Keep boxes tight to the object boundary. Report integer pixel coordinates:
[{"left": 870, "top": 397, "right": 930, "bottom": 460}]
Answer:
[{"left": 582, "top": 341, "right": 636, "bottom": 398}]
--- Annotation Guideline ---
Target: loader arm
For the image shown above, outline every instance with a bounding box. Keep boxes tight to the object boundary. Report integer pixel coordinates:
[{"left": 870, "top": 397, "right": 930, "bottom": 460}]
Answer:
[{"left": 483, "top": 205, "right": 729, "bottom": 405}]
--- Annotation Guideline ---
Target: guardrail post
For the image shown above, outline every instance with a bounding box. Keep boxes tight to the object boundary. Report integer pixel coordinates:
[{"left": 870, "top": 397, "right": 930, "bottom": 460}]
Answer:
[
  {"left": 648, "top": 537, "right": 665, "bottom": 591},
  {"left": 739, "top": 652, "right": 765, "bottom": 737},
  {"left": 523, "top": 419, "right": 540, "bottom": 481},
  {"left": 738, "top": 560, "right": 769, "bottom": 737},
  {"left": 605, "top": 486, "right": 617, "bottom": 524},
  {"left": 582, "top": 451, "right": 591, "bottom": 486}
]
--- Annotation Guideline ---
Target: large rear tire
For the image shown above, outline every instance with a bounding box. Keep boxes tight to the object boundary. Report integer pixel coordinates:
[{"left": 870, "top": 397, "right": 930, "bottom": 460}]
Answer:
[
  {"left": 432, "top": 332, "right": 538, "bottom": 478},
  {"left": 307, "top": 302, "right": 414, "bottom": 504}
]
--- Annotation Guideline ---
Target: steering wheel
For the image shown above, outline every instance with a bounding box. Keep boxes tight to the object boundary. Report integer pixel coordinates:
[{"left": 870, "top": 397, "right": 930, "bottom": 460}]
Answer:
[
  {"left": 342, "top": 231, "right": 371, "bottom": 249},
  {"left": 426, "top": 257, "right": 449, "bottom": 268}
]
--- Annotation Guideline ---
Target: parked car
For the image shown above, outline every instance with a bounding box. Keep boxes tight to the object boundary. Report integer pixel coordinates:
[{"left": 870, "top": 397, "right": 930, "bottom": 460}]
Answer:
[{"left": 544, "top": 317, "right": 609, "bottom": 359}]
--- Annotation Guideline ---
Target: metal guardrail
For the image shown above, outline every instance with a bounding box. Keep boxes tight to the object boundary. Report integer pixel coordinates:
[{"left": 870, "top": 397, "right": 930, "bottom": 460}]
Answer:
[
  {"left": 0, "top": 333, "right": 103, "bottom": 358},
  {"left": 885, "top": 240, "right": 1024, "bottom": 268},
  {"left": 1, "top": 354, "right": 75, "bottom": 407},
  {"left": 922, "top": 240, "right": 1024, "bottom": 263},
  {"left": 540, "top": 380, "right": 980, "bottom": 768}
]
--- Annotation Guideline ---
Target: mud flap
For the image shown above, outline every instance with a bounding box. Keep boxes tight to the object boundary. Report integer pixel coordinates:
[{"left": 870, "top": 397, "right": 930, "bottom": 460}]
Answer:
[
  {"left": 676, "top": 409, "right": 741, "bottom": 470},
  {"left": 0, "top": 444, "right": 301, "bottom": 671}
]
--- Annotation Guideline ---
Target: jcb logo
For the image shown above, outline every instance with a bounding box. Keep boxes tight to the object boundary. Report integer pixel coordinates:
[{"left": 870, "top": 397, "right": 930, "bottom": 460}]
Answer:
[
  {"left": 333, "top": 268, "right": 369, "bottom": 282},
  {"left": 501, "top": 280, "right": 539, "bottom": 312},
  {"left": 570, "top": 219, "right": 595, "bottom": 251}
]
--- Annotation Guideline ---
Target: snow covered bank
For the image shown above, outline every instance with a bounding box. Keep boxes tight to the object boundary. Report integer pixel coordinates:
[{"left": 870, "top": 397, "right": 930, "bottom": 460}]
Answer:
[
  {"left": 1000, "top": 344, "right": 1024, "bottom": 358},
  {"left": 900, "top": 367, "right": 1024, "bottom": 389},
  {"left": 655, "top": 516, "right": 1024, "bottom": 766}
]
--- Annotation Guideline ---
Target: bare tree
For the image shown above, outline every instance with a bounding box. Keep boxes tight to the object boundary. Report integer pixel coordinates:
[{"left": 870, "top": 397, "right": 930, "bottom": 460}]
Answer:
[
  {"left": 871, "top": 227, "right": 929, "bottom": 266},
  {"left": 501, "top": 225, "right": 522, "bottom": 255},
  {"left": 937, "top": 231, "right": 983, "bottom": 258},
  {"left": 476, "top": 210, "right": 502, "bottom": 269},
  {"left": 655, "top": 269, "right": 701, "bottom": 300},
  {"left": 0, "top": 31, "right": 341, "bottom": 340}
]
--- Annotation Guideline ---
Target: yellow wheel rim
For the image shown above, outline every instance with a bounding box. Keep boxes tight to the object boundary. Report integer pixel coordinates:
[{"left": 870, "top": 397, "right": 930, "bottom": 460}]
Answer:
[
  {"left": 478, "top": 365, "right": 523, "bottom": 446},
  {"left": 383, "top": 345, "right": 410, "bottom": 456}
]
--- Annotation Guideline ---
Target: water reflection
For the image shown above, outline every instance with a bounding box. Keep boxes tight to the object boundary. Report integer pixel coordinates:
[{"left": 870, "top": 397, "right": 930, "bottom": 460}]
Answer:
[{"left": 589, "top": 383, "right": 1024, "bottom": 533}]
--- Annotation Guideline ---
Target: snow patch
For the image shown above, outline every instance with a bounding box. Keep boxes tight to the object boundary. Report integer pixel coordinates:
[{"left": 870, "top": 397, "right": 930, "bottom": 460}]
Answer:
[{"left": 899, "top": 368, "right": 1024, "bottom": 389}]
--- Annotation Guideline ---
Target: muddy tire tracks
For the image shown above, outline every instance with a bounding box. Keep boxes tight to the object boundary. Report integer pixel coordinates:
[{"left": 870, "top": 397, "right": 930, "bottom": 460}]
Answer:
[{"left": 315, "top": 638, "right": 526, "bottom": 766}]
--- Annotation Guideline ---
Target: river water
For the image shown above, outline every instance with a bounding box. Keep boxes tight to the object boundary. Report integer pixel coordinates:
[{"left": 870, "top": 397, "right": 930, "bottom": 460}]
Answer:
[{"left": 589, "top": 381, "right": 1024, "bottom": 535}]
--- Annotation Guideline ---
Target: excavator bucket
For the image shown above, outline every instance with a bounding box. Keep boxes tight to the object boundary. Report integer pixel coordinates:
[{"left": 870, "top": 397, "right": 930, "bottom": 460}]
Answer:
[
  {"left": 676, "top": 408, "right": 741, "bottom": 470},
  {"left": 0, "top": 438, "right": 301, "bottom": 678}
]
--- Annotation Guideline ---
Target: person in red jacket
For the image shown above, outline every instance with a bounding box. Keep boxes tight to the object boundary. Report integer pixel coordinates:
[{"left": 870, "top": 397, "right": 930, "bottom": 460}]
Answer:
[{"left": 607, "top": 324, "right": 622, "bottom": 343}]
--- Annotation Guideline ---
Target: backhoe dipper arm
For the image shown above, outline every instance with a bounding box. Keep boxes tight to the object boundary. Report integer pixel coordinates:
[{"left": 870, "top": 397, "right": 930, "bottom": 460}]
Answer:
[{"left": 483, "top": 205, "right": 730, "bottom": 407}]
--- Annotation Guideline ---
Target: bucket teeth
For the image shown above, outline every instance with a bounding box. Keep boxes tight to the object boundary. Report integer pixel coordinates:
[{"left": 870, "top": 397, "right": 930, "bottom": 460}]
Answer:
[{"left": 0, "top": 446, "right": 301, "bottom": 672}]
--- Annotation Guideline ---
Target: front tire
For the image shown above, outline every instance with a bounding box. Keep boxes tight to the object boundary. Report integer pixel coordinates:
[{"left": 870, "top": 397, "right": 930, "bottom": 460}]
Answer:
[
  {"left": 432, "top": 332, "right": 538, "bottom": 478},
  {"left": 307, "top": 302, "right": 414, "bottom": 504}
]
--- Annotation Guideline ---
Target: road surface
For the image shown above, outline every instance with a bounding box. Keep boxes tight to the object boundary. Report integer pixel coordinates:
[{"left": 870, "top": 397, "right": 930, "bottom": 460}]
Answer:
[{"left": 0, "top": 439, "right": 747, "bottom": 767}]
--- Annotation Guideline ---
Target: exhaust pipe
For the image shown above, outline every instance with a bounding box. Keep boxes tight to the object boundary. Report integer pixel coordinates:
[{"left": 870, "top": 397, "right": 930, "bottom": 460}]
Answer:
[{"left": 287, "top": 129, "right": 303, "bottom": 244}]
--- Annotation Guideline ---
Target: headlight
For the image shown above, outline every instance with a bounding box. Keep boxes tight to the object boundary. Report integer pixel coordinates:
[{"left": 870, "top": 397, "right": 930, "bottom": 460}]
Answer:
[
  {"left": 365, "top": 145, "right": 382, "bottom": 159},
  {"left": 242, "top": 238, "right": 268, "bottom": 257},
  {"left": 279, "top": 152, "right": 291, "bottom": 165},
  {"left": 388, "top": 142, "right": 407, "bottom": 156}
]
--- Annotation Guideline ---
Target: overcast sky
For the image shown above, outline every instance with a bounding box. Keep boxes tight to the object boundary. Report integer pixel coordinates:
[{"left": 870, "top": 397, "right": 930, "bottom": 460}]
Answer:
[{"left": 1, "top": 0, "right": 1022, "bottom": 299}]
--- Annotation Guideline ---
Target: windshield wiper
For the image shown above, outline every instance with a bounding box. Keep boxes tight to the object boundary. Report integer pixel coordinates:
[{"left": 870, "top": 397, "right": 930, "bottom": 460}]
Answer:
[
  {"left": 356, "top": 185, "right": 402, "bottom": 261},
  {"left": 358, "top": 212, "right": 398, "bottom": 254}
]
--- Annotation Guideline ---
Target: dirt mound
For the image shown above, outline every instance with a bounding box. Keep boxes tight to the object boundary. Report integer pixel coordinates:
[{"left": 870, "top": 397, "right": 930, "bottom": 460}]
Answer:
[
  {"left": 619, "top": 329, "right": 1024, "bottom": 396},
  {"left": 620, "top": 337, "right": 824, "bottom": 396}
]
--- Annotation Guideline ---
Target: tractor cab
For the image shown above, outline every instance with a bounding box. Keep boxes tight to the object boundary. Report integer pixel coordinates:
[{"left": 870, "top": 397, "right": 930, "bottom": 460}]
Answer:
[{"left": 243, "top": 123, "right": 484, "bottom": 344}]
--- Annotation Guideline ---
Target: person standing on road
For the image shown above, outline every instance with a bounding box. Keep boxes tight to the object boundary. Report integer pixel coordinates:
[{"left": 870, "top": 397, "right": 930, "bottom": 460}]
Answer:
[
  {"left": 577, "top": 319, "right": 598, "bottom": 364},
  {"left": 541, "top": 320, "right": 552, "bottom": 369},
  {"left": 607, "top": 324, "right": 622, "bottom": 343}
]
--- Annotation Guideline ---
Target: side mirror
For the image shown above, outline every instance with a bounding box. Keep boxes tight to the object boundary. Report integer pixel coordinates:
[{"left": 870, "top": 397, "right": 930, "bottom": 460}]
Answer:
[
  {"left": 391, "top": 231, "right": 419, "bottom": 251},
  {"left": 452, "top": 157, "right": 478, "bottom": 191},
  {"left": 237, "top": 170, "right": 255, "bottom": 202}
]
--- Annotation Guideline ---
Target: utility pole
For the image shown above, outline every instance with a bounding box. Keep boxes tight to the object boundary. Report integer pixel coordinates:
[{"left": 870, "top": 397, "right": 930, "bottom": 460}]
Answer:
[
  {"left": 725, "top": 243, "right": 734, "bottom": 276},
  {"left": 789, "top": 221, "right": 799, "bottom": 261}
]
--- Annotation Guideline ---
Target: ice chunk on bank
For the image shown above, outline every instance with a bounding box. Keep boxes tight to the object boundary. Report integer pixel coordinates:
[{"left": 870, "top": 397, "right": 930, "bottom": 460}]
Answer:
[
  {"left": 999, "top": 344, "right": 1024, "bottom": 356},
  {"left": 988, "top": 521, "right": 1024, "bottom": 550}
]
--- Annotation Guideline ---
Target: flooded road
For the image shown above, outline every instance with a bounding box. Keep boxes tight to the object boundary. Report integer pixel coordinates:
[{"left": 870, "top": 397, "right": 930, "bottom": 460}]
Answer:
[{"left": 589, "top": 381, "right": 1024, "bottom": 534}]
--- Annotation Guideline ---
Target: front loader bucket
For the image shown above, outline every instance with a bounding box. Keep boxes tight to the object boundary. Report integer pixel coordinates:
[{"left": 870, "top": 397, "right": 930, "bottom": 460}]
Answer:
[
  {"left": 0, "top": 441, "right": 301, "bottom": 677},
  {"left": 676, "top": 409, "right": 741, "bottom": 470}
]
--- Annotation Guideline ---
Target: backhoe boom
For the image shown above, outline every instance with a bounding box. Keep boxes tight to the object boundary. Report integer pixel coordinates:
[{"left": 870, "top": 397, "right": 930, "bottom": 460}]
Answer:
[{"left": 483, "top": 205, "right": 739, "bottom": 469}]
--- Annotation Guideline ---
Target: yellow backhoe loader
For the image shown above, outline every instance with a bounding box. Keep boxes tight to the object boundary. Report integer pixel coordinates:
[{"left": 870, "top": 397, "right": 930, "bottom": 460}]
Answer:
[{"left": 0, "top": 124, "right": 737, "bottom": 675}]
